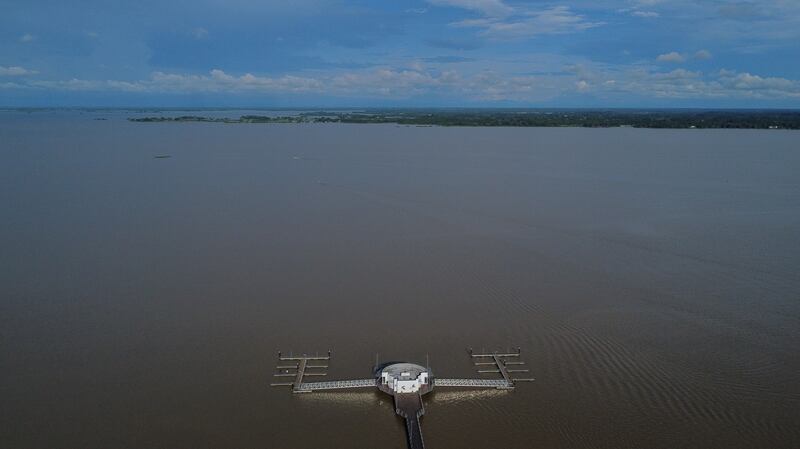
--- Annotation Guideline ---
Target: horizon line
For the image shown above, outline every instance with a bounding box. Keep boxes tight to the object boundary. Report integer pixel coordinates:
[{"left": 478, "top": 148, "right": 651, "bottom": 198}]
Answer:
[{"left": 3, "top": 106, "right": 800, "bottom": 112}]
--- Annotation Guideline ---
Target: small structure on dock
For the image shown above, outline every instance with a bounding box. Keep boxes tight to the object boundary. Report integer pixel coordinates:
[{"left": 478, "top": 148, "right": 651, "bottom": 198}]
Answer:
[{"left": 270, "top": 347, "right": 533, "bottom": 449}]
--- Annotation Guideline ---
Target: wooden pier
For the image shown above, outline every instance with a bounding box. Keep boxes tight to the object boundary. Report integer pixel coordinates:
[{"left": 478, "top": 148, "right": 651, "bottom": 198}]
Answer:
[
  {"left": 296, "top": 379, "right": 376, "bottom": 392},
  {"left": 434, "top": 378, "right": 511, "bottom": 388},
  {"left": 394, "top": 393, "right": 426, "bottom": 449},
  {"left": 269, "top": 351, "right": 332, "bottom": 393},
  {"left": 269, "top": 347, "right": 534, "bottom": 449},
  {"left": 469, "top": 347, "right": 535, "bottom": 387}
]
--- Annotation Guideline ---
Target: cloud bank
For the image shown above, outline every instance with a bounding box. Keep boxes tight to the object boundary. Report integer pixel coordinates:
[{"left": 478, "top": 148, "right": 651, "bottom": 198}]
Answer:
[
  {"left": 5, "top": 66, "right": 798, "bottom": 103},
  {"left": 0, "top": 66, "right": 38, "bottom": 76}
]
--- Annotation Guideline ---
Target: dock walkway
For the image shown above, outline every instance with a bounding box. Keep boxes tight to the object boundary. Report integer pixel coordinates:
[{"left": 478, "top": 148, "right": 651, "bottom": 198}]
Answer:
[
  {"left": 295, "top": 379, "right": 376, "bottom": 392},
  {"left": 435, "top": 378, "right": 512, "bottom": 389}
]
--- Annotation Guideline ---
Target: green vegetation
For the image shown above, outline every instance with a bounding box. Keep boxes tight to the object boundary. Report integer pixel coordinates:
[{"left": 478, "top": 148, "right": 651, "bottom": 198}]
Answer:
[
  {"left": 129, "top": 115, "right": 236, "bottom": 123},
  {"left": 129, "top": 115, "right": 306, "bottom": 124},
  {"left": 129, "top": 109, "right": 800, "bottom": 129}
]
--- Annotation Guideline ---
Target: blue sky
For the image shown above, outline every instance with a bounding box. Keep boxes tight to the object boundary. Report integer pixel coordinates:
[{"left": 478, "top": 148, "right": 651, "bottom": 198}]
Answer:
[{"left": 1, "top": 0, "right": 799, "bottom": 107}]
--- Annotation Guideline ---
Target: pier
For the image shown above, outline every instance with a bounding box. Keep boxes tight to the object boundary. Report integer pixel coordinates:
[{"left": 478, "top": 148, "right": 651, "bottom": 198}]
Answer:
[
  {"left": 434, "top": 378, "right": 511, "bottom": 388},
  {"left": 296, "top": 379, "right": 376, "bottom": 392},
  {"left": 469, "top": 347, "right": 536, "bottom": 385},
  {"left": 270, "top": 347, "right": 534, "bottom": 449},
  {"left": 269, "top": 351, "right": 331, "bottom": 393},
  {"left": 394, "top": 393, "right": 426, "bottom": 449}
]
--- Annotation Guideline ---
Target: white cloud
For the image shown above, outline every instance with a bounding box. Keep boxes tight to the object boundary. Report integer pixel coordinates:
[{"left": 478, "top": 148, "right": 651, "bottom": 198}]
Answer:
[
  {"left": 656, "top": 51, "right": 686, "bottom": 63},
  {"left": 0, "top": 81, "right": 27, "bottom": 89},
  {"left": 0, "top": 66, "right": 38, "bottom": 76},
  {"left": 29, "top": 78, "right": 147, "bottom": 92},
  {"left": 717, "top": 69, "right": 798, "bottom": 95},
  {"left": 19, "top": 33, "right": 35, "bottom": 43},
  {"left": 427, "top": 0, "right": 513, "bottom": 17},
  {"left": 718, "top": 2, "right": 765, "bottom": 20},
  {"left": 191, "top": 27, "right": 209, "bottom": 39},
  {"left": 7, "top": 67, "right": 549, "bottom": 101},
  {"left": 694, "top": 49, "right": 712, "bottom": 60},
  {"left": 145, "top": 69, "right": 325, "bottom": 93},
  {"left": 620, "top": 68, "right": 713, "bottom": 98},
  {"left": 650, "top": 68, "right": 701, "bottom": 81},
  {"left": 405, "top": 8, "right": 428, "bottom": 14},
  {"left": 703, "top": 1, "right": 800, "bottom": 43},
  {"left": 5, "top": 65, "right": 800, "bottom": 102},
  {"left": 619, "top": 67, "right": 800, "bottom": 99},
  {"left": 454, "top": 6, "right": 602, "bottom": 39},
  {"left": 127, "top": 68, "right": 452, "bottom": 96},
  {"left": 631, "top": 10, "right": 659, "bottom": 18},
  {"left": 633, "top": 0, "right": 664, "bottom": 6},
  {"left": 430, "top": 0, "right": 601, "bottom": 39},
  {"left": 454, "top": 70, "right": 566, "bottom": 101}
]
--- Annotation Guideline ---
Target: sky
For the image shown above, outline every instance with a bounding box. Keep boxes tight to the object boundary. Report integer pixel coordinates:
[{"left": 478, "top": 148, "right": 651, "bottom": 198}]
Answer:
[{"left": 1, "top": 0, "right": 799, "bottom": 107}]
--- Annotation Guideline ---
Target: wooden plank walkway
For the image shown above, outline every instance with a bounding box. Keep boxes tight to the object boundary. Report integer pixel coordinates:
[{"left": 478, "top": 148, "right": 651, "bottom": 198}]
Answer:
[
  {"left": 270, "top": 351, "right": 333, "bottom": 391},
  {"left": 293, "top": 358, "right": 308, "bottom": 390},
  {"left": 469, "top": 348, "right": 535, "bottom": 384},
  {"left": 295, "top": 379, "right": 376, "bottom": 392},
  {"left": 492, "top": 354, "right": 513, "bottom": 385},
  {"left": 394, "top": 394, "right": 425, "bottom": 449},
  {"left": 434, "top": 378, "right": 512, "bottom": 388}
]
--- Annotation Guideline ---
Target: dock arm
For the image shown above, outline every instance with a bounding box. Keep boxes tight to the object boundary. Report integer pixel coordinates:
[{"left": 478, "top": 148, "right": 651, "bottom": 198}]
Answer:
[
  {"left": 394, "top": 393, "right": 426, "bottom": 449},
  {"left": 434, "top": 378, "right": 515, "bottom": 389},
  {"left": 293, "top": 378, "right": 376, "bottom": 393},
  {"left": 404, "top": 412, "right": 425, "bottom": 449}
]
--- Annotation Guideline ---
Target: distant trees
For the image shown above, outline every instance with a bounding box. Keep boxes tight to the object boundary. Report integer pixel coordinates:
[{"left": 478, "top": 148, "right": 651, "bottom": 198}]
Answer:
[{"left": 129, "top": 110, "right": 800, "bottom": 129}]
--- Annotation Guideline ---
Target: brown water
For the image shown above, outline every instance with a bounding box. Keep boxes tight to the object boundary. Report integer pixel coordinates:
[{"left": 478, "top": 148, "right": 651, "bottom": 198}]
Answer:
[{"left": 2, "top": 111, "right": 800, "bottom": 449}]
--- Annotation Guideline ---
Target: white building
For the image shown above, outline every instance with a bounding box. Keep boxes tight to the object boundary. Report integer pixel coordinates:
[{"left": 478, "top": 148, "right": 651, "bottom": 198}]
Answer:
[{"left": 380, "top": 363, "right": 429, "bottom": 393}]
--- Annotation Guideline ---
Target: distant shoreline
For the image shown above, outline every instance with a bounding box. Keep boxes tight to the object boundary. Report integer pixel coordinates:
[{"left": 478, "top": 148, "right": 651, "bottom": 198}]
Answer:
[{"left": 128, "top": 110, "right": 800, "bottom": 129}]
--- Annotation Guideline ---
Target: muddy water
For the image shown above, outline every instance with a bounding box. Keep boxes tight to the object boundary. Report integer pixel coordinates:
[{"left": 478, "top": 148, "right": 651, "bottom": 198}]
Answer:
[{"left": 2, "top": 111, "right": 799, "bottom": 448}]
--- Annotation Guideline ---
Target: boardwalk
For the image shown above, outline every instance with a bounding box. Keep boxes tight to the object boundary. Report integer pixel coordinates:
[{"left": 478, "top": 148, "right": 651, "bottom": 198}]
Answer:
[
  {"left": 435, "top": 378, "right": 512, "bottom": 388},
  {"left": 295, "top": 379, "right": 376, "bottom": 392},
  {"left": 394, "top": 393, "right": 426, "bottom": 449}
]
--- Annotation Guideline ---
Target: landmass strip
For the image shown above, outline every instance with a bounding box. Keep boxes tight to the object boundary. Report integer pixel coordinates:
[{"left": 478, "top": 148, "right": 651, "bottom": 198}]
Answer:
[{"left": 128, "top": 109, "right": 800, "bottom": 129}]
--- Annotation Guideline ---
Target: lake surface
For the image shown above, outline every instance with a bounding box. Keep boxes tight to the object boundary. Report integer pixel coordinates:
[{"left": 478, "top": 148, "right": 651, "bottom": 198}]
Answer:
[{"left": 2, "top": 110, "right": 799, "bottom": 449}]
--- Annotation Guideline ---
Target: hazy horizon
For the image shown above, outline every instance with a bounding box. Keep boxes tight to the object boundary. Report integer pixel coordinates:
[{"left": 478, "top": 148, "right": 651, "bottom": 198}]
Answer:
[{"left": 4, "top": 106, "right": 800, "bottom": 111}]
